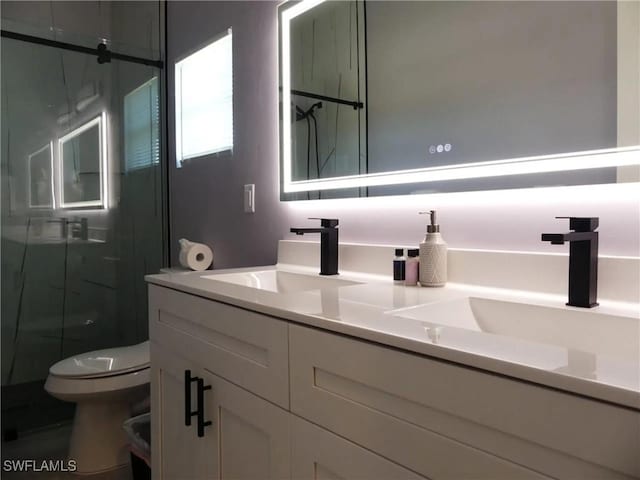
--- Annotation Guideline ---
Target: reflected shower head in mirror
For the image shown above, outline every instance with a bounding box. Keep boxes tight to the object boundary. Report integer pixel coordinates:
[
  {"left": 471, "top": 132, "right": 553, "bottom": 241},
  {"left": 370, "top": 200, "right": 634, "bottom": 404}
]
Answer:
[
  {"left": 293, "top": 102, "right": 324, "bottom": 194},
  {"left": 294, "top": 101, "right": 322, "bottom": 122}
]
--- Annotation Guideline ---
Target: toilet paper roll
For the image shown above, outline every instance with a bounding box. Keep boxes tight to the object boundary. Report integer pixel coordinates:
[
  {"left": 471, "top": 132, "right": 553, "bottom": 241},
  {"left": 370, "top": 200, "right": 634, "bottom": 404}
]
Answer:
[{"left": 178, "top": 239, "right": 213, "bottom": 271}]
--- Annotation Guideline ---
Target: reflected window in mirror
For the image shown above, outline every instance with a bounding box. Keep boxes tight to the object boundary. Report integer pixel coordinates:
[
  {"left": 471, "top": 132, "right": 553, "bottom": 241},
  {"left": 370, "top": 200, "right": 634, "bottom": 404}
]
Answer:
[
  {"left": 27, "top": 142, "right": 54, "bottom": 209},
  {"left": 58, "top": 114, "right": 107, "bottom": 209},
  {"left": 175, "top": 28, "right": 233, "bottom": 167},
  {"left": 125, "top": 77, "right": 160, "bottom": 172}
]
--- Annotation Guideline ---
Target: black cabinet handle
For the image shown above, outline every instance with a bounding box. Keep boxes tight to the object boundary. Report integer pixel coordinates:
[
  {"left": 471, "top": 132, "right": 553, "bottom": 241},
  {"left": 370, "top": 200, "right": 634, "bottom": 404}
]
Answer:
[
  {"left": 196, "top": 378, "right": 213, "bottom": 437},
  {"left": 184, "top": 370, "right": 199, "bottom": 426}
]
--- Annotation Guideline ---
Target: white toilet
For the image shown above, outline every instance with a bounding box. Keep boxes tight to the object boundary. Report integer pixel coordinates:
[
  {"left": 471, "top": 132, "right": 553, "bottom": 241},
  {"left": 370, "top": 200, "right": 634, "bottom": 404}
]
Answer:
[{"left": 45, "top": 341, "right": 150, "bottom": 475}]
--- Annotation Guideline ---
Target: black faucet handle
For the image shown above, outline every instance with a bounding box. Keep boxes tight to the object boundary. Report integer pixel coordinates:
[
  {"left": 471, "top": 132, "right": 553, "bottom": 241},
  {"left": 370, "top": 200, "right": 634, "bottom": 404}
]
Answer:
[
  {"left": 308, "top": 218, "right": 339, "bottom": 228},
  {"left": 555, "top": 217, "right": 599, "bottom": 232}
]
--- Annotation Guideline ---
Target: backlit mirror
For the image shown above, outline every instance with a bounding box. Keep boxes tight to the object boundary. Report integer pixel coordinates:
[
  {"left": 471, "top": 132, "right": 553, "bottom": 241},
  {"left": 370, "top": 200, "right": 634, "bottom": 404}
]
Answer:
[
  {"left": 279, "top": 0, "right": 640, "bottom": 199},
  {"left": 58, "top": 114, "right": 106, "bottom": 208}
]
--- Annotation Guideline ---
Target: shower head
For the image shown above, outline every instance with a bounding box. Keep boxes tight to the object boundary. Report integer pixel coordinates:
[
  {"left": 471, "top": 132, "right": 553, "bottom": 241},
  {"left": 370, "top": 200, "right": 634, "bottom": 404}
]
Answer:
[{"left": 294, "top": 101, "right": 323, "bottom": 122}]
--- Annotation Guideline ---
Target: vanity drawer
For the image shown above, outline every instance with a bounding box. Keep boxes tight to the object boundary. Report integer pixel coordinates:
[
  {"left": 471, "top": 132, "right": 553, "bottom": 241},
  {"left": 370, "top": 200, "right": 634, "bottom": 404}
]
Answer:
[
  {"left": 149, "top": 285, "right": 289, "bottom": 408},
  {"left": 291, "top": 415, "right": 427, "bottom": 480},
  {"left": 289, "top": 325, "right": 639, "bottom": 480}
]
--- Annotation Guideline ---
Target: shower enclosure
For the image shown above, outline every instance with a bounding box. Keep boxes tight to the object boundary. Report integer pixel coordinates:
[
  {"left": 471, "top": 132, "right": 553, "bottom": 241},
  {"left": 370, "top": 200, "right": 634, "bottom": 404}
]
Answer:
[{"left": 1, "top": 2, "right": 166, "bottom": 438}]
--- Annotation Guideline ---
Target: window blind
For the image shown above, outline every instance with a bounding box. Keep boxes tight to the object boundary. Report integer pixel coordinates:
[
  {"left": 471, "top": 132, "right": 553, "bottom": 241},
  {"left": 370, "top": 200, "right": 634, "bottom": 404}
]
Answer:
[{"left": 124, "top": 77, "right": 160, "bottom": 172}]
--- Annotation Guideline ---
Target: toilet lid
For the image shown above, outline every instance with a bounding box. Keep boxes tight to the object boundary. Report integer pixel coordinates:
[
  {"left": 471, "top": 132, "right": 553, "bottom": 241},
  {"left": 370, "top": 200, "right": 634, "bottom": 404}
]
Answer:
[{"left": 50, "top": 341, "right": 150, "bottom": 379}]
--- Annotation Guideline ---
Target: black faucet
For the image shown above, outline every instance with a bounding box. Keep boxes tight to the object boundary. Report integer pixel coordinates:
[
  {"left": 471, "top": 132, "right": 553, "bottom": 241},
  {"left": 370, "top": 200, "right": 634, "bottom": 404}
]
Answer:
[
  {"left": 541, "top": 217, "right": 599, "bottom": 308},
  {"left": 290, "top": 218, "right": 339, "bottom": 275}
]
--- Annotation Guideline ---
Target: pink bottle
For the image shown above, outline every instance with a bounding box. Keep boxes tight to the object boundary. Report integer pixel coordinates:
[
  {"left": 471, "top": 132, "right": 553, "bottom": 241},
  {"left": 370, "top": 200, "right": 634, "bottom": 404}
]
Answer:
[{"left": 405, "top": 249, "right": 419, "bottom": 286}]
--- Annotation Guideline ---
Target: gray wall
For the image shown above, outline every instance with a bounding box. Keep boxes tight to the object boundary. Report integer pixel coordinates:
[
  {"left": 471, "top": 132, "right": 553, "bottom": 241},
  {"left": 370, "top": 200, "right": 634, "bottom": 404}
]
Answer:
[
  {"left": 367, "top": 1, "right": 617, "bottom": 172},
  {"left": 168, "top": 1, "right": 286, "bottom": 268},
  {"left": 168, "top": 1, "right": 639, "bottom": 268}
]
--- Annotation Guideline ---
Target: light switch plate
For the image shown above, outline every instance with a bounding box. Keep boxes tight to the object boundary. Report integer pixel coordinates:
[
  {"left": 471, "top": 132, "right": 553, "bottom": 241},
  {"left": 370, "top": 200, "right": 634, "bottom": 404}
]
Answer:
[{"left": 244, "top": 184, "right": 255, "bottom": 213}]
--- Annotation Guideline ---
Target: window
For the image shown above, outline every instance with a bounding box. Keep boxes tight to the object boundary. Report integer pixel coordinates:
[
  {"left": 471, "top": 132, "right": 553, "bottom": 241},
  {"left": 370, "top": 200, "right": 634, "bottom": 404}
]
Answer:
[
  {"left": 125, "top": 77, "right": 160, "bottom": 172},
  {"left": 175, "top": 29, "right": 233, "bottom": 167}
]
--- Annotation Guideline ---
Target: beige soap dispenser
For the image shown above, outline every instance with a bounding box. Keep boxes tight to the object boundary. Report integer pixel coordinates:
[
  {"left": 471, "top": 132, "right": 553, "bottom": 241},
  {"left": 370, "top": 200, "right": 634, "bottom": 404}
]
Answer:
[{"left": 419, "top": 210, "right": 447, "bottom": 287}]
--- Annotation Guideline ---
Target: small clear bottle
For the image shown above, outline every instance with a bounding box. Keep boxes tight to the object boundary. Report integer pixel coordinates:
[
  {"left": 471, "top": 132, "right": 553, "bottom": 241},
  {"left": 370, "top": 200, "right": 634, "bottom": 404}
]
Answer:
[
  {"left": 393, "top": 248, "right": 406, "bottom": 283},
  {"left": 405, "top": 249, "right": 419, "bottom": 286}
]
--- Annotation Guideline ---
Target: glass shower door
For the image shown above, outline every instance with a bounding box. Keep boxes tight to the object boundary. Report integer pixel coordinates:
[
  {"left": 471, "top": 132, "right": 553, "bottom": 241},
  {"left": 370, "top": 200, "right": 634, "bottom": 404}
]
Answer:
[{"left": 1, "top": 4, "right": 165, "bottom": 437}]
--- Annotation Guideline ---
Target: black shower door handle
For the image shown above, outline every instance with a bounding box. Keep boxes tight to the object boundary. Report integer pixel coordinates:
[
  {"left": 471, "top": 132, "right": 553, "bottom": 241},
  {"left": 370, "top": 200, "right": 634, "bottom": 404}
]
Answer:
[
  {"left": 184, "top": 369, "right": 199, "bottom": 426},
  {"left": 196, "top": 377, "right": 213, "bottom": 437}
]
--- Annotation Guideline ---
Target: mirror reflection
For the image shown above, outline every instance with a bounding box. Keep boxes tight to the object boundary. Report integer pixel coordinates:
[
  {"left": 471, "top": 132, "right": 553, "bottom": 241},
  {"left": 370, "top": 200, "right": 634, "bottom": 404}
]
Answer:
[
  {"left": 28, "top": 143, "right": 53, "bottom": 208},
  {"left": 59, "top": 116, "right": 104, "bottom": 207},
  {"left": 367, "top": 1, "right": 617, "bottom": 171},
  {"left": 288, "top": 0, "right": 366, "bottom": 183},
  {"left": 280, "top": 0, "right": 639, "bottom": 198}
]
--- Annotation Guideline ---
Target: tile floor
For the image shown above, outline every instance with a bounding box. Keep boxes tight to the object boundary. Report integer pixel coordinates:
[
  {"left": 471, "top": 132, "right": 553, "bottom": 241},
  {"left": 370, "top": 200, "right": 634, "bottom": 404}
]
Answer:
[{"left": 1, "top": 424, "right": 133, "bottom": 479}]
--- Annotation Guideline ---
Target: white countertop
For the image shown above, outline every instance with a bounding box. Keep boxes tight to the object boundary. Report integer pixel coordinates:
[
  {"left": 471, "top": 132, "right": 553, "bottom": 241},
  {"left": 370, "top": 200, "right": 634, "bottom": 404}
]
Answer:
[{"left": 147, "top": 264, "right": 640, "bottom": 410}]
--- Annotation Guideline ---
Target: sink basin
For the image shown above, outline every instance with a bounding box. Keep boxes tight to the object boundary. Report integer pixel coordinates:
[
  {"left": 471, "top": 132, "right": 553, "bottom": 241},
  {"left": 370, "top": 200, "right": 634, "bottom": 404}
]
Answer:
[
  {"left": 391, "top": 297, "right": 639, "bottom": 360},
  {"left": 202, "top": 270, "right": 361, "bottom": 294}
]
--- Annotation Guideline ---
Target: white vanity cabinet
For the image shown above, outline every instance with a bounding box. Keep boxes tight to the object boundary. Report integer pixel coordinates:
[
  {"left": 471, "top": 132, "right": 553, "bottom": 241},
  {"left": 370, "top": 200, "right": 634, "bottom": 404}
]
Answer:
[
  {"left": 151, "top": 346, "right": 291, "bottom": 480},
  {"left": 149, "top": 283, "right": 640, "bottom": 480},
  {"left": 289, "top": 325, "right": 639, "bottom": 480},
  {"left": 291, "top": 416, "right": 425, "bottom": 480},
  {"left": 149, "top": 283, "right": 291, "bottom": 480},
  {"left": 148, "top": 284, "right": 290, "bottom": 409},
  {"left": 151, "top": 346, "right": 216, "bottom": 480},
  {"left": 198, "top": 370, "right": 291, "bottom": 479}
]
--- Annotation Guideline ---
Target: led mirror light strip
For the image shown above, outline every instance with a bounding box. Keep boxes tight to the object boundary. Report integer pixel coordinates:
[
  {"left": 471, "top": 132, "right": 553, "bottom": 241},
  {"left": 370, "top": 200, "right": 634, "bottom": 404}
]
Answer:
[
  {"left": 284, "top": 147, "right": 640, "bottom": 193},
  {"left": 57, "top": 113, "right": 108, "bottom": 209},
  {"left": 281, "top": 0, "right": 326, "bottom": 192},
  {"left": 280, "top": 0, "right": 640, "bottom": 194},
  {"left": 101, "top": 111, "right": 109, "bottom": 209}
]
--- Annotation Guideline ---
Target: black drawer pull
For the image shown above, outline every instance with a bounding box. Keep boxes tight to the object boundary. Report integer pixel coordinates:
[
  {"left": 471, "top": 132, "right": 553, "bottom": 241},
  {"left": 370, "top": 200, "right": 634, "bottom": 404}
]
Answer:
[
  {"left": 184, "top": 369, "right": 199, "bottom": 426},
  {"left": 197, "top": 378, "right": 213, "bottom": 438}
]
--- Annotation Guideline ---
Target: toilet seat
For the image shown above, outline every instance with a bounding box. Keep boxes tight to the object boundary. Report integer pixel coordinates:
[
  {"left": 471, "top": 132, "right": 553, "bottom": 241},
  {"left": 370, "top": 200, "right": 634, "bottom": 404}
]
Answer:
[
  {"left": 50, "top": 341, "right": 150, "bottom": 379},
  {"left": 45, "top": 366, "right": 150, "bottom": 398}
]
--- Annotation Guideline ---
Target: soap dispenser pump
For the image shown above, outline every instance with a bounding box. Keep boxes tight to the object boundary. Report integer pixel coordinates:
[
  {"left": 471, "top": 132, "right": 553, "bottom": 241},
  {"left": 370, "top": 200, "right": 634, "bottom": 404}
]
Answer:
[{"left": 419, "top": 210, "right": 447, "bottom": 287}]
